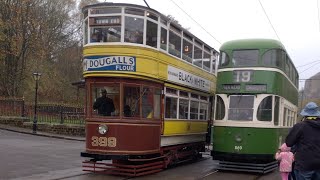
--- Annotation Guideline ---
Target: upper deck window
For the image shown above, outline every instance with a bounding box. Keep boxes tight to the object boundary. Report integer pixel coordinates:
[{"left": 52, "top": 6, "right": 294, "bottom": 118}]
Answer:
[
  {"left": 203, "top": 51, "right": 211, "bottom": 71},
  {"left": 218, "top": 51, "right": 229, "bottom": 68},
  {"left": 193, "top": 45, "right": 202, "bottom": 68},
  {"left": 146, "top": 20, "right": 158, "bottom": 48},
  {"left": 232, "top": 50, "right": 259, "bottom": 67},
  {"left": 146, "top": 12, "right": 158, "bottom": 21},
  {"left": 125, "top": 16, "right": 144, "bottom": 44},
  {"left": 125, "top": 8, "right": 144, "bottom": 16},
  {"left": 169, "top": 31, "right": 181, "bottom": 58},
  {"left": 262, "top": 49, "right": 285, "bottom": 68},
  {"left": 182, "top": 39, "right": 193, "bottom": 63},
  {"left": 160, "top": 28, "right": 167, "bottom": 51},
  {"left": 91, "top": 7, "right": 121, "bottom": 14},
  {"left": 89, "top": 16, "right": 121, "bottom": 43}
]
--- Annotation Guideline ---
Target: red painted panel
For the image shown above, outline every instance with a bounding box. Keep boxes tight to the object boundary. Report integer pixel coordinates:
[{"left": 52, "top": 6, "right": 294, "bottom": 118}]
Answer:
[{"left": 86, "top": 122, "right": 161, "bottom": 155}]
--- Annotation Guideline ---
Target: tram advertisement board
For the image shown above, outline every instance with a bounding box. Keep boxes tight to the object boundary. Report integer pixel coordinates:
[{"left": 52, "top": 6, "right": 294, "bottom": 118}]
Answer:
[
  {"left": 83, "top": 56, "right": 136, "bottom": 72},
  {"left": 167, "top": 66, "right": 210, "bottom": 92}
]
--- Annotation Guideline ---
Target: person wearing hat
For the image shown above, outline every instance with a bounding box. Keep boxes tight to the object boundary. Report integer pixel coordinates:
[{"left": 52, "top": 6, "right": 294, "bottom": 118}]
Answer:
[
  {"left": 93, "top": 89, "right": 115, "bottom": 116},
  {"left": 285, "top": 102, "right": 320, "bottom": 180}
]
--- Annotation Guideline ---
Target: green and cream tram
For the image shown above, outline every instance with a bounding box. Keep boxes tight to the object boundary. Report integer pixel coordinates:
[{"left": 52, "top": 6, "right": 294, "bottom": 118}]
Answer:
[{"left": 211, "top": 39, "right": 299, "bottom": 172}]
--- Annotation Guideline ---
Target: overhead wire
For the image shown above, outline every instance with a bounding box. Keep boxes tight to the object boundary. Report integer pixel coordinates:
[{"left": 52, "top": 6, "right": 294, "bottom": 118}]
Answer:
[
  {"left": 299, "top": 61, "right": 320, "bottom": 74},
  {"left": 258, "top": 0, "right": 282, "bottom": 42},
  {"left": 168, "top": 0, "right": 222, "bottom": 45},
  {"left": 318, "top": 0, "right": 320, "bottom": 32},
  {"left": 296, "top": 60, "right": 320, "bottom": 68}
]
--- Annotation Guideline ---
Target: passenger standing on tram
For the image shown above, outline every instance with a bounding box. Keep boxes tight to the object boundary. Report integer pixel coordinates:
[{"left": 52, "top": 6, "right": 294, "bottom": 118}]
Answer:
[
  {"left": 275, "top": 143, "right": 294, "bottom": 180},
  {"left": 285, "top": 102, "right": 320, "bottom": 180},
  {"left": 93, "top": 89, "right": 115, "bottom": 116}
]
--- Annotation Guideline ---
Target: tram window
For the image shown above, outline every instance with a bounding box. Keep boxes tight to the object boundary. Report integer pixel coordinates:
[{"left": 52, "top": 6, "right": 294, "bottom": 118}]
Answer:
[
  {"left": 146, "top": 20, "right": 158, "bottom": 48},
  {"left": 146, "top": 12, "right": 158, "bottom": 21},
  {"left": 182, "top": 39, "right": 193, "bottom": 63},
  {"left": 179, "top": 99, "right": 189, "bottom": 119},
  {"left": 123, "top": 86, "right": 140, "bottom": 117},
  {"left": 191, "top": 93, "right": 199, "bottom": 99},
  {"left": 262, "top": 49, "right": 277, "bottom": 66},
  {"left": 190, "top": 101, "right": 199, "bottom": 119},
  {"left": 215, "top": 96, "right": 225, "bottom": 120},
  {"left": 91, "top": 7, "right": 121, "bottom": 14},
  {"left": 179, "top": 90, "right": 188, "bottom": 98},
  {"left": 218, "top": 52, "right": 229, "bottom": 68},
  {"left": 257, "top": 96, "right": 272, "bottom": 121},
  {"left": 165, "top": 97, "right": 177, "bottom": 119},
  {"left": 285, "top": 58, "right": 290, "bottom": 77},
  {"left": 194, "top": 46, "right": 202, "bottom": 68},
  {"left": 169, "top": 31, "right": 181, "bottom": 58},
  {"left": 262, "top": 49, "right": 284, "bottom": 68},
  {"left": 84, "top": 19, "right": 88, "bottom": 45},
  {"left": 166, "top": 87, "right": 177, "bottom": 95},
  {"left": 232, "top": 50, "right": 258, "bottom": 67},
  {"left": 212, "top": 57, "right": 217, "bottom": 74},
  {"left": 160, "top": 18, "right": 167, "bottom": 25},
  {"left": 142, "top": 87, "right": 154, "bottom": 118},
  {"left": 203, "top": 51, "right": 211, "bottom": 71},
  {"left": 274, "top": 96, "right": 280, "bottom": 125},
  {"left": 125, "top": 16, "right": 144, "bottom": 44},
  {"left": 153, "top": 88, "right": 161, "bottom": 119},
  {"left": 228, "top": 96, "right": 254, "bottom": 121},
  {"left": 125, "top": 8, "right": 144, "bottom": 16},
  {"left": 283, "top": 108, "right": 287, "bottom": 126},
  {"left": 92, "top": 85, "right": 120, "bottom": 117},
  {"left": 200, "top": 102, "right": 208, "bottom": 120},
  {"left": 90, "top": 27, "right": 121, "bottom": 43},
  {"left": 160, "top": 28, "right": 167, "bottom": 51}
]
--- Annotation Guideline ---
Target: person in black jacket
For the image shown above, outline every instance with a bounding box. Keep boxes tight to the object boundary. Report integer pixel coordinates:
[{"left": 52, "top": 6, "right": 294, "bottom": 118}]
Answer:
[
  {"left": 93, "top": 89, "right": 115, "bottom": 116},
  {"left": 285, "top": 102, "right": 320, "bottom": 180}
]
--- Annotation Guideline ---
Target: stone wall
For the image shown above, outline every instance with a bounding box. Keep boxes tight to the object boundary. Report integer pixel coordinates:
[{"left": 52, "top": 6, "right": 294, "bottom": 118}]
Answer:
[{"left": 0, "top": 116, "right": 85, "bottom": 137}]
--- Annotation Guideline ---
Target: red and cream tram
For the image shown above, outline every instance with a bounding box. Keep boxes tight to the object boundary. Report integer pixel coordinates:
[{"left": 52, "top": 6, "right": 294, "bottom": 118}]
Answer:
[{"left": 80, "top": 3, "right": 218, "bottom": 176}]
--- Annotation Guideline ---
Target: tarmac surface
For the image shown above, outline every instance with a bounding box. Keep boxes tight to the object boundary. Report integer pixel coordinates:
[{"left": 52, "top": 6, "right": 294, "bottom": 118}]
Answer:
[{"left": 0, "top": 124, "right": 281, "bottom": 180}]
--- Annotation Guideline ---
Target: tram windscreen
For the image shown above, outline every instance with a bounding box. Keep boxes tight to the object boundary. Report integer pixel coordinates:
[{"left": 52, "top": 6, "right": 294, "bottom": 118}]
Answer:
[
  {"left": 232, "top": 50, "right": 259, "bottom": 66},
  {"left": 228, "top": 95, "right": 254, "bottom": 121}
]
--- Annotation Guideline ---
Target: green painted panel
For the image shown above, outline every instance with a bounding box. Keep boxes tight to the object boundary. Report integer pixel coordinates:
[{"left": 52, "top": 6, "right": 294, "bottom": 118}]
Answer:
[
  {"left": 217, "top": 71, "right": 298, "bottom": 105},
  {"left": 220, "top": 39, "right": 285, "bottom": 51},
  {"left": 212, "top": 126, "right": 289, "bottom": 155}
]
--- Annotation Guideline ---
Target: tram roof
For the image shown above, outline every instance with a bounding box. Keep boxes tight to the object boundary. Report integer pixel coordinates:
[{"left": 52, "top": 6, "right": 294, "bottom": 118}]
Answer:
[
  {"left": 220, "top": 39, "right": 285, "bottom": 51},
  {"left": 82, "top": 3, "right": 218, "bottom": 54}
]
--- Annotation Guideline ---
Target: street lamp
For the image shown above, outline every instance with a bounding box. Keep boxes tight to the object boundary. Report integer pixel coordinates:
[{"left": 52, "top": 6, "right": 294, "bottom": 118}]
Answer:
[{"left": 33, "top": 72, "right": 41, "bottom": 133}]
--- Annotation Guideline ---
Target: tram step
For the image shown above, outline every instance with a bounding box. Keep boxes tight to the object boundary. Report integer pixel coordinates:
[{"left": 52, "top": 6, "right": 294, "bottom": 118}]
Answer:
[
  {"left": 214, "top": 161, "right": 278, "bottom": 174},
  {"left": 83, "top": 160, "right": 164, "bottom": 177}
]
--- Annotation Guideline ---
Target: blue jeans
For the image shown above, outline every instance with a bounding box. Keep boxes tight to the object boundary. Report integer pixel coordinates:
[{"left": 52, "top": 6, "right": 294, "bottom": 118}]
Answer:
[{"left": 295, "top": 170, "right": 320, "bottom": 180}]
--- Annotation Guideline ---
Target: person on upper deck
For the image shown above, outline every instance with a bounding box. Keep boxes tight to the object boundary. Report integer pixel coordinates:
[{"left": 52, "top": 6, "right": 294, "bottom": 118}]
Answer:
[{"left": 285, "top": 102, "right": 320, "bottom": 180}]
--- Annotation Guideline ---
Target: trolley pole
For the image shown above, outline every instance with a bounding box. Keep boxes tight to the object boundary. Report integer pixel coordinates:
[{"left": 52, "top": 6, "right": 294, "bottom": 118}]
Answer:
[{"left": 33, "top": 72, "right": 41, "bottom": 134}]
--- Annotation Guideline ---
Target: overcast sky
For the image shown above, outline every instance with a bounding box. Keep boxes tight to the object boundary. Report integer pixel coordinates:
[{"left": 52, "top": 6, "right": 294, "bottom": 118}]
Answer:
[{"left": 102, "top": 0, "right": 320, "bottom": 89}]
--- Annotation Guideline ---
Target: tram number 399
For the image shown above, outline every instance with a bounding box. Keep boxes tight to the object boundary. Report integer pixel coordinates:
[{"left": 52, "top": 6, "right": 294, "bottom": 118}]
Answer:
[
  {"left": 234, "top": 145, "right": 242, "bottom": 151},
  {"left": 91, "top": 136, "right": 117, "bottom": 147}
]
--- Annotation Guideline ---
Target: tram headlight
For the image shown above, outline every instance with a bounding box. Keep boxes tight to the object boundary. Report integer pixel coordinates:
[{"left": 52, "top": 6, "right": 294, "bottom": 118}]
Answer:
[
  {"left": 235, "top": 135, "right": 242, "bottom": 142},
  {"left": 98, "top": 124, "right": 108, "bottom": 135}
]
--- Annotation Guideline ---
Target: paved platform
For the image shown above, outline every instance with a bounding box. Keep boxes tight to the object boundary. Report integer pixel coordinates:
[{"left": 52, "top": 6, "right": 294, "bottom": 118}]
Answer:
[{"left": 0, "top": 124, "right": 85, "bottom": 141}]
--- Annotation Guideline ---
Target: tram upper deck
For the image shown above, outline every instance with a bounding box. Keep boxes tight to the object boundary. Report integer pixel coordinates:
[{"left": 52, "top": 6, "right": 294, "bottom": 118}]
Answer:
[{"left": 82, "top": 3, "right": 218, "bottom": 94}]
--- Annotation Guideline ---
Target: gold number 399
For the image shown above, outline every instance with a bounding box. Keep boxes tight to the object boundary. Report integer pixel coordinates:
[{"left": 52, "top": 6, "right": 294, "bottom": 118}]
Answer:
[{"left": 91, "top": 136, "right": 117, "bottom": 147}]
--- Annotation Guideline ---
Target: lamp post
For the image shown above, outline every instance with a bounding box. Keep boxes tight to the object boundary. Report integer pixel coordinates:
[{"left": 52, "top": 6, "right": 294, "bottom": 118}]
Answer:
[{"left": 33, "top": 72, "right": 41, "bottom": 133}]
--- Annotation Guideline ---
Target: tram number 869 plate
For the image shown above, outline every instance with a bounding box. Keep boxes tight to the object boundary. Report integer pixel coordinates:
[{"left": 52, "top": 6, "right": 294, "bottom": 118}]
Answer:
[{"left": 91, "top": 136, "right": 117, "bottom": 147}]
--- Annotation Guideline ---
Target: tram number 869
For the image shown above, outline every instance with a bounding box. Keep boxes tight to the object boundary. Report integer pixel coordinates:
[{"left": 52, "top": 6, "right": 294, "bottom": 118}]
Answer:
[
  {"left": 234, "top": 145, "right": 242, "bottom": 151},
  {"left": 91, "top": 136, "right": 117, "bottom": 147}
]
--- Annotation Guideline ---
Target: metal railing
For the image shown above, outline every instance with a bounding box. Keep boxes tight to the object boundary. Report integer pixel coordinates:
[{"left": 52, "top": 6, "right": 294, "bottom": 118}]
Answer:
[{"left": 0, "top": 97, "right": 85, "bottom": 125}]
